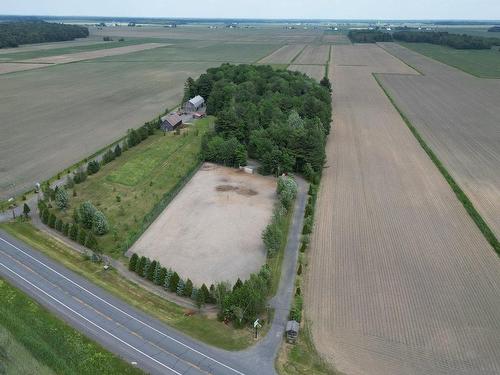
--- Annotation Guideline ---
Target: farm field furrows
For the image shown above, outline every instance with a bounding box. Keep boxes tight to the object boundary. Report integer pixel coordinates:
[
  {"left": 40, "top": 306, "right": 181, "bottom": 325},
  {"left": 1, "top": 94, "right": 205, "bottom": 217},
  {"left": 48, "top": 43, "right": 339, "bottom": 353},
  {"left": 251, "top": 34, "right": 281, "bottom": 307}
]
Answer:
[
  {"left": 130, "top": 163, "right": 276, "bottom": 286},
  {"left": 321, "top": 33, "right": 351, "bottom": 44},
  {"left": 258, "top": 44, "right": 305, "bottom": 64},
  {"left": 305, "top": 44, "right": 500, "bottom": 375},
  {"left": 288, "top": 64, "right": 325, "bottom": 81},
  {"left": 0, "top": 59, "right": 215, "bottom": 198},
  {"left": 294, "top": 44, "right": 330, "bottom": 65},
  {"left": 377, "top": 42, "right": 500, "bottom": 241},
  {"left": 397, "top": 42, "right": 500, "bottom": 78},
  {"left": 0, "top": 38, "right": 105, "bottom": 55}
]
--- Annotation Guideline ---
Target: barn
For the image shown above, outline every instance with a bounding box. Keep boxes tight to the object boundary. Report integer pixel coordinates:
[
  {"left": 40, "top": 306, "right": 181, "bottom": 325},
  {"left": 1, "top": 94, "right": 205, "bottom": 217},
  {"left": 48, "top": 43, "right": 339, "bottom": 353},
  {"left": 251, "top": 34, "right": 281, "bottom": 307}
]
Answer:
[
  {"left": 184, "top": 95, "right": 205, "bottom": 113},
  {"left": 161, "top": 113, "right": 183, "bottom": 132}
]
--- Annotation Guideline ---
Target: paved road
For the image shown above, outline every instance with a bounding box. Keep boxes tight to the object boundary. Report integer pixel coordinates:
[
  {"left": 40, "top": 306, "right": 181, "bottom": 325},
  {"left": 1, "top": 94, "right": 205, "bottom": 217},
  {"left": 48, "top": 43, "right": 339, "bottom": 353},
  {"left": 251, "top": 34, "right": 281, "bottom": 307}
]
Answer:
[{"left": 0, "top": 177, "right": 307, "bottom": 375}]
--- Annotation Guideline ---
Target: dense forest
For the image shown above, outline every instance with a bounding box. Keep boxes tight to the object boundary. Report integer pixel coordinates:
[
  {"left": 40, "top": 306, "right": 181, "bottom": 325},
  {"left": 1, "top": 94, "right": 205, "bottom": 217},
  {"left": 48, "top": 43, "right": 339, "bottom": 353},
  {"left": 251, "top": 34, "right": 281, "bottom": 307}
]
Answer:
[
  {"left": 183, "top": 64, "right": 332, "bottom": 181},
  {"left": 0, "top": 21, "right": 89, "bottom": 48},
  {"left": 348, "top": 30, "right": 393, "bottom": 43},
  {"left": 488, "top": 26, "right": 500, "bottom": 32},
  {"left": 393, "top": 31, "right": 500, "bottom": 49}
]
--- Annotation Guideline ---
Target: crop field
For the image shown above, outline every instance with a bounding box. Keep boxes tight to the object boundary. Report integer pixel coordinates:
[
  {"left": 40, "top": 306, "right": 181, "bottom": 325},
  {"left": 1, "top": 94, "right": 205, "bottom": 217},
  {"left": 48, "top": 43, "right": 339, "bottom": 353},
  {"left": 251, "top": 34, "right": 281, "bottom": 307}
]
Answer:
[
  {"left": 305, "top": 44, "right": 500, "bottom": 375},
  {"left": 294, "top": 44, "right": 330, "bottom": 64},
  {"left": 130, "top": 163, "right": 276, "bottom": 286},
  {"left": 321, "top": 33, "right": 351, "bottom": 44},
  {"left": 258, "top": 44, "right": 305, "bottom": 64},
  {"left": 378, "top": 42, "right": 500, "bottom": 241},
  {"left": 396, "top": 41, "right": 500, "bottom": 78},
  {"left": 0, "top": 38, "right": 106, "bottom": 55},
  {"left": 288, "top": 64, "right": 325, "bottom": 81},
  {"left": 57, "top": 118, "right": 210, "bottom": 257}
]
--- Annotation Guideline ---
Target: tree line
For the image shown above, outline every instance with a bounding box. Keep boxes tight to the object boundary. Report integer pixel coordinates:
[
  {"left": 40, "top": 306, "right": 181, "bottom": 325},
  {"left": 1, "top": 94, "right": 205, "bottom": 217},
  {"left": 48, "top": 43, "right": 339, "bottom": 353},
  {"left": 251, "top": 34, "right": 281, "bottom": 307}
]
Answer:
[
  {"left": 0, "top": 21, "right": 89, "bottom": 49},
  {"left": 184, "top": 64, "right": 332, "bottom": 182},
  {"left": 348, "top": 29, "right": 500, "bottom": 50}
]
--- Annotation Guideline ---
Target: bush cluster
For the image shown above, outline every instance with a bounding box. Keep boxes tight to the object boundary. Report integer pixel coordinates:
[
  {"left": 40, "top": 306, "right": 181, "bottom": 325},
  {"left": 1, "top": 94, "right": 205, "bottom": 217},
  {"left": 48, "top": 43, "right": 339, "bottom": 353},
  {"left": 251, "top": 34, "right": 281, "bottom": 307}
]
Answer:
[{"left": 262, "top": 176, "right": 297, "bottom": 257}]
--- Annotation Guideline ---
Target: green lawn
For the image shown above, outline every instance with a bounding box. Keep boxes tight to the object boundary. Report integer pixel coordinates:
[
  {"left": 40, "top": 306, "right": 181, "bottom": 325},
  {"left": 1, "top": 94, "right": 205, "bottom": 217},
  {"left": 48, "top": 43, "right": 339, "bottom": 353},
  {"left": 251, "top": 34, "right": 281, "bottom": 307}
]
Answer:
[
  {"left": 58, "top": 118, "right": 212, "bottom": 257},
  {"left": 0, "top": 221, "right": 255, "bottom": 350},
  {"left": 0, "top": 277, "right": 144, "bottom": 375},
  {"left": 399, "top": 42, "right": 500, "bottom": 78}
]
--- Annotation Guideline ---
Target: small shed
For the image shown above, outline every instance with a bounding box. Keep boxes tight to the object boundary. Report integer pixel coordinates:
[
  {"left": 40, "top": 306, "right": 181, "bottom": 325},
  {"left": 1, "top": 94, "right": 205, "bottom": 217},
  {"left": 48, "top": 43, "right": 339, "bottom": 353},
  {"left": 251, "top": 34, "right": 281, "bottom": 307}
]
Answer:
[
  {"left": 285, "top": 320, "right": 300, "bottom": 343},
  {"left": 184, "top": 95, "right": 205, "bottom": 112},
  {"left": 161, "top": 113, "right": 183, "bottom": 132}
]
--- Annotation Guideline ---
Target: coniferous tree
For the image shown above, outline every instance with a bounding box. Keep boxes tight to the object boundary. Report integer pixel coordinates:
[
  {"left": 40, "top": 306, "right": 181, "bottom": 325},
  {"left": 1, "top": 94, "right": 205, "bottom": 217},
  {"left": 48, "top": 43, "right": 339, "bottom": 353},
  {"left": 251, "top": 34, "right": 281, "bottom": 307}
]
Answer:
[
  {"left": 142, "top": 258, "right": 151, "bottom": 278},
  {"left": 55, "top": 218, "right": 63, "bottom": 232},
  {"left": 200, "top": 284, "right": 210, "bottom": 303},
  {"left": 147, "top": 260, "right": 157, "bottom": 281},
  {"left": 233, "top": 278, "right": 243, "bottom": 292},
  {"left": 169, "top": 272, "right": 180, "bottom": 293},
  {"left": 114, "top": 144, "right": 122, "bottom": 158},
  {"left": 69, "top": 224, "right": 78, "bottom": 241},
  {"left": 23, "top": 203, "right": 31, "bottom": 218},
  {"left": 48, "top": 213, "right": 56, "bottom": 228},
  {"left": 129, "top": 253, "right": 139, "bottom": 271},
  {"left": 78, "top": 227, "right": 87, "bottom": 245},
  {"left": 176, "top": 279, "right": 185, "bottom": 296},
  {"left": 153, "top": 262, "right": 162, "bottom": 284},
  {"left": 55, "top": 187, "right": 69, "bottom": 210},
  {"left": 136, "top": 256, "right": 147, "bottom": 276},
  {"left": 84, "top": 232, "right": 98, "bottom": 250},
  {"left": 62, "top": 222, "right": 70, "bottom": 236},
  {"left": 184, "top": 279, "right": 193, "bottom": 297},
  {"left": 158, "top": 267, "right": 167, "bottom": 286},
  {"left": 164, "top": 269, "right": 173, "bottom": 290}
]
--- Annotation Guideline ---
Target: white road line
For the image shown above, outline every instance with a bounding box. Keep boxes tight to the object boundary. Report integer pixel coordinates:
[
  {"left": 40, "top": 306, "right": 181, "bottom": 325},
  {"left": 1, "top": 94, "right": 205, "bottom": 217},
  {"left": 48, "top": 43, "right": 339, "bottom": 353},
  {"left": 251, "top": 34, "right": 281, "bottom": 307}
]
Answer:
[
  {"left": 0, "top": 236, "right": 245, "bottom": 375},
  {"left": 0, "top": 261, "right": 181, "bottom": 375}
]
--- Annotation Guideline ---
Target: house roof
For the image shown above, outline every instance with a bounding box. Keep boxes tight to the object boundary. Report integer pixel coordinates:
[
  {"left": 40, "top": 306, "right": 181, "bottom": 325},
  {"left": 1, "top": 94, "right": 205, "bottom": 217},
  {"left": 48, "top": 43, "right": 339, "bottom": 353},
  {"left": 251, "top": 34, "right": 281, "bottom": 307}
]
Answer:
[
  {"left": 286, "top": 320, "right": 299, "bottom": 333},
  {"left": 188, "top": 95, "right": 204, "bottom": 107},
  {"left": 161, "top": 113, "right": 182, "bottom": 126}
]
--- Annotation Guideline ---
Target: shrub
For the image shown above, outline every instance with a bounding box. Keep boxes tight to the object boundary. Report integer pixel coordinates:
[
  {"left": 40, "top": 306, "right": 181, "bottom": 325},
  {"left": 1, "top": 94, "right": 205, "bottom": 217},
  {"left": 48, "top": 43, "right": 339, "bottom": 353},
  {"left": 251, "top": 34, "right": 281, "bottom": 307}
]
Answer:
[
  {"left": 79, "top": 202, "right": 96, "bottom": 229},
  {"left": 48, "top": 213, "right": 56, "bottom": 228},
  {"left": 55, "top": 218, "right": 63, "bottom": 232},
  {"left": 302, "top": 215, "right": 313, "bottom": 235},
  {"left": 69, "top": 224, "right": 78, "bottom": 241},
  {"left": 169, "top": 272, "right": 180, "bottom": 292},
  {"left": 92, "top": 210, "right": 109, "bottom": 235},
  {"left": 277, "top": 175, "right": 297, "bottom": 210},
  {"left": 87, "top": 160, "right": 100, "bottom": 175},
  {"left": 297, "top": 263, "right": 302, "bottom": 275},
  {"left": 84, "top": 232, "right": 98, "bottom": 250},
  {"left": 128, "top": 253, "right": 138, "bottom": 271},
  {"left": 262, "top": 222, "right": 281, "bottom": 257},
  {"left": 55, "top": 187, "right": 69, "bottom": 210}
]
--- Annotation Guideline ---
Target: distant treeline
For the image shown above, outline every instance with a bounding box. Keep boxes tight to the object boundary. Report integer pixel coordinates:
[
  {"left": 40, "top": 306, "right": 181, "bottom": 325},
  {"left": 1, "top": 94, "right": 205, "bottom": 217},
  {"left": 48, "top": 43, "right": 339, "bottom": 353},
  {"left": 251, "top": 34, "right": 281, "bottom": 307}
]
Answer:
[
  {"left": 348, "top": 29, "right": 500, "bottom": 50},
  {"left": 184, "top": 63, "right": 332, "bottom": 181},
  {"left": 0, "top": 21, "right": 89, "bottom": 49},
  {"left": 488, "top": 26, "right": 500, "bottom": 32}
]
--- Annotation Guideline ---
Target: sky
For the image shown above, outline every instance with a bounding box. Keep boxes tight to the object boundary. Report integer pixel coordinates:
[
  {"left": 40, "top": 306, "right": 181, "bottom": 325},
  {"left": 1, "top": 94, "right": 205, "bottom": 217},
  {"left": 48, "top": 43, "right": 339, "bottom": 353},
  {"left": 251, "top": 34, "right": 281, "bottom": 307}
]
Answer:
[{"left": 1, "top": 0, "right": 499, "bottom": 20}]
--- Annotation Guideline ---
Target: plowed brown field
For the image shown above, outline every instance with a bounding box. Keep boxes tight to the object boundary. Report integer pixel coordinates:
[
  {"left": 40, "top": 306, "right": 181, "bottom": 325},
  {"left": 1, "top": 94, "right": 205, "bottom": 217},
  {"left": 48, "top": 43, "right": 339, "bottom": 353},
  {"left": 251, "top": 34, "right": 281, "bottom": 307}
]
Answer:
[
  {"left": 377, "top": 42, "right": 500, "bottom": 240},
  {"left": 294, "top": 44, "right": 330, "bottom": 65},
  {"left": 305, "top": 44, "right": 500, "bottom": 375},
  {"left": 258, "top": 44, "right": 305, "bottom": 64},
  {"left": 288, "top": 64, "right": 325, "bottom": 81}
]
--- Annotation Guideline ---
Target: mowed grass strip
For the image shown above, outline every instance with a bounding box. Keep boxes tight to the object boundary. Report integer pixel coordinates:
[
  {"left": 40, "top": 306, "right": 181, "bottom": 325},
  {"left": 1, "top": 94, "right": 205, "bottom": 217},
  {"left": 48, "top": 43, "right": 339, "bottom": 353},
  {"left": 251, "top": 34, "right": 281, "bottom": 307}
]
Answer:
[
  {"left": 0, "top": 222, "right": 254, "bottom": 350},
  {"left": 60, "top": 118, "right": 211, "bottom": 256},
  {"left": 398, "top": 42, "right": 500, "bottom": 78},
  {"left": 0, "top": 277, "right": 144, "bottom": 375}
]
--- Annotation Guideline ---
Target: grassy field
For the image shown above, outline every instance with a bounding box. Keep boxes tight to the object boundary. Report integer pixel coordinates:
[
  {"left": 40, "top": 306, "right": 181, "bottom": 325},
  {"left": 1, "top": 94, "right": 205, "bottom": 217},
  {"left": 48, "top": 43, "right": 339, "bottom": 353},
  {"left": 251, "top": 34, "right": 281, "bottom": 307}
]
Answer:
[
  {"left": 398, "top": 42, "right": 500, "bottom": 78},
  {"left": 57, "top": 118, "right": 212, "bottom": 257},
  {"left": 0, "top": 221, "right": 256, "bottom": 350},
  {"left": 0, "top": 277, "right": 143, "bottom": 375}
]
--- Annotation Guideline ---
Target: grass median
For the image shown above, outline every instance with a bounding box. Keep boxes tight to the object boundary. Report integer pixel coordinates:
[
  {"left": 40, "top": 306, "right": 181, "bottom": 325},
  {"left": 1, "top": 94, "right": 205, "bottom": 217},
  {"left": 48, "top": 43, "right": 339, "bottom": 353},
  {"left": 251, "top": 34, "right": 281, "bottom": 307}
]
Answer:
[{"left": 0, "top": 221, "right": 254, "bottom": 350}]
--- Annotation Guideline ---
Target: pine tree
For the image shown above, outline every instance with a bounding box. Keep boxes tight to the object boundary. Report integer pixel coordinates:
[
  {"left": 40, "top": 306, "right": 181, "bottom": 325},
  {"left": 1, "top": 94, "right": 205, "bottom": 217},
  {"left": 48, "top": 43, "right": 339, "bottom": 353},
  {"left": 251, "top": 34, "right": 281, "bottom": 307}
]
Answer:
[
  {"left": 158, "top": 267, "right": 167, "bottom": 286},
  {"left": 147, "top": 260, "right": 157, "bottom": 281},
  {"left": 41, "top": 209, "right": 49, "bottom": 224},
  {"left": 92, "top": 210, "right": 109, "bottom": 235},
  {"left": 142, "top": 258, "right": 151, "bottom": 278},
  {"left": 184, "top": 279, "right": 193, "bottom": 297},
  {"left": 129, "top": 253, "right": 138, "bottom": 271},
  {"left": 136, "top": 256, "right": 147, "bottom": 276},
  {"left": 48, "top": 213, "right": 56, "bottom": 228},
  {"left": 233, "top": 278, "right": 243, "bottom": 292},
  {"left": 164, "top": 269, "right": 173, "bottom": 290},
  {"left": 209, "top": 284, "right": 216, "bottom": 303},
  {"left": 62, "top": 222, "right": 70, "bottom": 236},
  {"left": 200, "top": 284, "right": 210, "bottom": 303},
  {"left": 195, "top": 288, "right": 205, "bottom": 309},
  {"left": 169, "top": 272, "right": 180, "bottom": 292},
  {"left": 55, "top": 187, "right": 69, "bottom": 210},
  {"left": 69, "top": 224, "right": 78, "bottom": 241},
  {"left": 114, "top": 144, "right": 122, "bottom": 158},
  {"left": 191, "top": 287, "right": 198, "bottom": 301},
  {"left": 153, "top": 262, "right": 162, "bottom": 285},
  {"left": 23, "top": 203, "right": 31, "bottom": 218},
  {"left": 55, "top": 218, "right": 63, "bottom": 231},
  {"left": 78, "top": 227, "right": 87, "bottom": 245},
  {"left": 176, "top": 279, "right": 185, "bottom": 296}
]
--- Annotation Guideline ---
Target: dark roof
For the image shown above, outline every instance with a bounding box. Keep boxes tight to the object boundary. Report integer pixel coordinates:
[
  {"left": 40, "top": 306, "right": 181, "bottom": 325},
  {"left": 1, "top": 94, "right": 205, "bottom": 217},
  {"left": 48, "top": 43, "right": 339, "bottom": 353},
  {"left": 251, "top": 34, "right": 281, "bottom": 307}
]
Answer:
[{"left": 161, "top": 113, "right": 182, "bottom": 127}]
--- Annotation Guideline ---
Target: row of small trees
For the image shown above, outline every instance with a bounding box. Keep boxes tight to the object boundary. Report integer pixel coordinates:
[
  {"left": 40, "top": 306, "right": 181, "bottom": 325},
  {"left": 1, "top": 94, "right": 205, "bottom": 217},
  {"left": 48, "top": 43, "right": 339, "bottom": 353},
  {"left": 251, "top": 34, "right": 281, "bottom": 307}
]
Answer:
[
  {"left": 128, "top": 253, "right": 214, "bottom": 308},
  {"left": 262, "top": 175, "right": 298, "bottom": 257},
  {"left": 128, "top": 253, "right": 273, "bottom": 325},
  {"left": 39, "top": 201, "right": 98, "bottom": 251}
]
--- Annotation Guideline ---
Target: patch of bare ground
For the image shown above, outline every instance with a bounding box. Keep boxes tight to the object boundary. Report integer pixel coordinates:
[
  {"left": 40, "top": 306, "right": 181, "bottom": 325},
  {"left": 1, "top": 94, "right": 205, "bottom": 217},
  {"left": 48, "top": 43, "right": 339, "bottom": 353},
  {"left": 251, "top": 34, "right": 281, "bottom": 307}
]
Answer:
[
  {"left": 305, "top": 44, "right": 500, "bottom": 375},
  {"left": 294, "top": 45, "right": 330, "bottom": 65},
  {"left": 377, "top": 42, "right": 500, "bottom": 241},
  {"left": 288, "top": 64, "right": 325, "bottom": 81},
  {"left": 258, "top": 44, "right": 305, "bottom": 64},
  {"left": 130, "top": 163, "right": 276, "bottom": 286}
]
